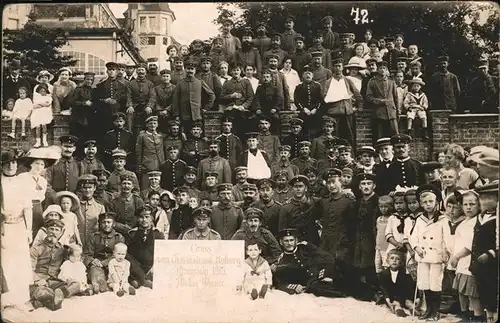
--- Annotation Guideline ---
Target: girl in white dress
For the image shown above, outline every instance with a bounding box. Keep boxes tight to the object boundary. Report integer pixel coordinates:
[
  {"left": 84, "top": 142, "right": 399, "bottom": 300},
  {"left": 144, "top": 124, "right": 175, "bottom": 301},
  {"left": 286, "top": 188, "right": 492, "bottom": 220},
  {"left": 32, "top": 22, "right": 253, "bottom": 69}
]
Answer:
[
  {"left": 54, "top": 191, "right": 83, "bottom": 245},
  {"left": 8, "top": 87, "right": 33, "bottom": 138},
  {"left": 33, "top": 70, "right": 54, "bottom": 96},
  {"left": 31, "top": 83, "right": 53, "bottom": 147}
]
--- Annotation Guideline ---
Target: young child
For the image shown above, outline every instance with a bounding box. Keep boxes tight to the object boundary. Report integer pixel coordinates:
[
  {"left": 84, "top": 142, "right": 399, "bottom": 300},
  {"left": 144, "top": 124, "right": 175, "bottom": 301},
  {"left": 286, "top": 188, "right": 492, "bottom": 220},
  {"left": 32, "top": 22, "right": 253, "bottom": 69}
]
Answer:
[
  {"left": 379, "top": 249, "right": 419, "bottom": 317},
  {"left": 375, "top": 195, "right": 393, "bottom": 274},
  {"left": 385, "top": 190, "right": 409, "bottom": 261},
  {"left": 403, "top": 188, "right": 421, "bottom": 282},
  {"left": 2, "top": 98, "right": 15, "bottom": 120},
  {"left": 239, "top": 242, "right": 272, "bottom": 300},
  {"left": 108, "top": 243, "right": 136, "bottom": 296},
  {"left": 148, "top": 192, "right": 170, "bottom": 237},
  {"left": 407, "top": 45, "right": 422, "bottom": 66},
  {"left": 394, "top": 71, "right": 407, "bottom": 117},
  {"left": 58, "top": 244, "right": 92, "bottom": 296},
  {"left": 403, "top": 78, "right": 429, "bottom": 138},
  {"left": 441, "top": 166, "right": 459, "bottom": 204},
  {"left": 409, "top": 184, "right": 452, "bottom": 321},
  {"left": 449, "top": 190, "right": 484, "bottom": 322},
  {"left": 8, "top": 87, "right": 32, "bottom": 139},
  {"left": 30, "top": 83, "right": 53, "bottom": 147},
  {"left": 55, "top": 191, "right": 82, "bottom": 246}
]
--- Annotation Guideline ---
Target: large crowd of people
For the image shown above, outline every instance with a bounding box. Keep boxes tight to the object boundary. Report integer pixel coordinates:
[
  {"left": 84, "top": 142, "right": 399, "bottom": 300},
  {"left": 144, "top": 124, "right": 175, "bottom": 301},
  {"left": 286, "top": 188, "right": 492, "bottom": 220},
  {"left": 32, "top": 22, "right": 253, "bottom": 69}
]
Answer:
[{"left": 1, "top": 15, "right": 499, "bottom": 322}]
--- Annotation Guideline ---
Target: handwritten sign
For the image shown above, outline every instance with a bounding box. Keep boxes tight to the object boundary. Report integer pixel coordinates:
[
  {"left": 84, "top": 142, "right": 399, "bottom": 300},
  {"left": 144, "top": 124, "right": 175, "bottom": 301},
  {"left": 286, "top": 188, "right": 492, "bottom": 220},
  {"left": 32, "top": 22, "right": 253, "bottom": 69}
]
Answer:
[{"left": 154, "top": 240, "right": 244, "bottom": 306}]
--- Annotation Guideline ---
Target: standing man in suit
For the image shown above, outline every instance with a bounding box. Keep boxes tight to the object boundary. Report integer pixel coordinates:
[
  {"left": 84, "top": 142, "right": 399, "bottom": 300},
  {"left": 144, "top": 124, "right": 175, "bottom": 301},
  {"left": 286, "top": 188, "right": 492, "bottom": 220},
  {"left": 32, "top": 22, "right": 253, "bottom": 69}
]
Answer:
[
  {"left": 281, "top": 15, "right": 300, "bottom": 55},
  {"left": 234, "top": 28, "right": 262, "bottom": 75},
  {"left": 253, "top": 22, "right": 272, "bottom": 57},
  {"left": 366, "top": 61, "right": 400, "bottom": 142},
  {"left": 386, "top": 134, "right": 425, "bottom": 193},
  {"left": 3, "top": 60, "right": 32, "bottom": 104}
]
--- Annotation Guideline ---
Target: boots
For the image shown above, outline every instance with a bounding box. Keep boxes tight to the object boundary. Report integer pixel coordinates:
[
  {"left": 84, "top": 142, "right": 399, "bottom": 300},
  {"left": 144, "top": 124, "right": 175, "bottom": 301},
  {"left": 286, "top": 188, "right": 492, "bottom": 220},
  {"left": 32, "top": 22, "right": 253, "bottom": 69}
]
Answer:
[
  {"left": 250, "top": 288, "right": 258, "bottom": 300},
  {"left": 42, "top": 133, "right": 49, "bottom": 147},
  {"left": 428, "top": 291, "right": 441, "bottom": 321},
  {"left": 419, "top": 290, "right": 432, "bottom": 320},
  {"left": 471, "top": 314, "right": 485, "bottom": 322},
  {"left": 259, "top": 284, "right": 268, "bottom": 298},
  {"left": 34, "top": 137, "right": 41, "bottom": 148}
]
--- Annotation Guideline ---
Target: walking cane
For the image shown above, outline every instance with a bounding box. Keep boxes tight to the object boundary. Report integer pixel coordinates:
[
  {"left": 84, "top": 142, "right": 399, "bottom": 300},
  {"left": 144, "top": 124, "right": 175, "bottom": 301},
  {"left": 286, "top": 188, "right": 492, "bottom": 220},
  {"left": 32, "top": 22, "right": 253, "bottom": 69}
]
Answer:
[{"left": 412, "top": 282, "right": 419, "bottom": 320}]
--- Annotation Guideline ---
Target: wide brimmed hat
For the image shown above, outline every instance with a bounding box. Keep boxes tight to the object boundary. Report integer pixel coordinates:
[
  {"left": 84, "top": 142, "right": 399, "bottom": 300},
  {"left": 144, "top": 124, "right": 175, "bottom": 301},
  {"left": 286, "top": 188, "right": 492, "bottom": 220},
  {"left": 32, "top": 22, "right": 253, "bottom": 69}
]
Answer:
[
  {"left": 160, "top": 190, "right": 177, "bottom": 209},
  {"left": 53, "top": 191, "right": 80, "bottom": 210},
  {"left": 345, "top": 57, "right": 367, "bottom": 69},
  {"left": 42, "top": 204, "right": 64, "bottom": 219},
  {"left": 57, "top": 67, "right": 73, "bottom": 76},
  {"left": 408, "top": 77, "right": 425, "bottom": 86},
  {"left": 36, "top": 70, "right": 55, "bottom": 83},
  {"left": 1, "top": 150, "right": 22, "bottom": 164},
  {"left": 21, "top": 147, "right": 60, "bottom": 168}
]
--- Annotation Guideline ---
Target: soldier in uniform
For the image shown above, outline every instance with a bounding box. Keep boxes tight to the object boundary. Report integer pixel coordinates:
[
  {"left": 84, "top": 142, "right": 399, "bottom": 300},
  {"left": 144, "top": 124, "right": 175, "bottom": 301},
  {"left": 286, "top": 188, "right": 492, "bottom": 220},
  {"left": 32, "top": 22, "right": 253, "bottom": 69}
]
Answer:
[
  {"left": 311, "top": 116, "right": 337, "bottom": 160},
  {"left": 332, "top": 34, "right": 356, "bottom": 65},
  {"left": 274, "top": 171, "right": 294, "bottom": 204},
  {"left": 253, "top": 22, "right": 272, "bottom": 57},
  {"left": 83, "top": 211, "right": 125, "bottom": 294},
  {"left": 252, "top": 178, "right": 282, "bottom": 236},
  {"left": 116, "top": 63, "right": 129, "bottom": 85},
  {"left": 309, "top": 33, "right": 333, "bottom": 71},
  {"left": 256, "top": 116, "right": 281, "bottom": 164},
  {"left": 337, "top": 141, "right": 363, "bottom": 174},
  {"left": 271, "top": 145, "right": 300, "bottom": 179},
  {"left": 294, "top": 66, "right": 325, "bottom": 140},
  {"left": 291, "top": 141, "right": 318, "bottom": 174},
  {"left": 163, "top": 119, "right": 186, "bottom": 155},
  {"left": 197, "top": 139, "right": 232, "bottom": 189},
  {"left": 127, "top": 205, "right": 165, "bottom": 289},
  {"left": 182, "top": 121, "right": 208, "bottom": 167},
  {"left": 321, "top": 16, "right": 340, "bottom": 51},
  {"left": 76, "top": 174, "right": 106, "bottom": 248},
  {"left": 196, "top": 56, "right": 223, "bottom": 110},
  {"left": 94, "top": 62, "right": 128, "bottom": 138},
  {"left": 220, "top": 18, "right": 242, "bottom": 58},
  {"left": 238, "top": 132, "right": 272, "bottom": 183},
  {"left": 28, "top": 219, "right": 82, "bottom": 311},
  {"left": 110, "top": 173, "right": 145, "bottom": 239},
  {"left": 81, "top": 140, "right": 105, "bottom": 175},
  {"left": 304, "top": 166, "right": 324, "bottom": 198},
  {"left": 278, "top": 175, "right": 321, "bottom": 245},
  {"left": 209, "top": 37, "right": 230, "bottom": 73},
  {"left": 239, "top": 183, "right": 259, "bottom": 211},
  {"left": 281, "top": 118, "right": 308, "bottom": 159},
  {"left": 92, "top": 169, "right": 115, "bottom": 211},
  {"left": 265, "top": 53, "right": 290, "bottom": 110},
  {"left": 155, "top": 69, "right": 175, "bottom": 133},
  {"left": 273, "top": 228, "right": 374, "bottom": 301},
  {"left": 199, "top": 172, "right": 220, "bottom": 204},
  {"left": 215, "top": 116, "right": 243, "bottom": 170},
  {"left": 386, "top": 134, "right": 425, "bottom": 193},
  {"left": 140, "top": 171, "right": 167, "bottom": 203},
  {"left": 170, "top": 57, "right": 186, "bottom": 85},
  {"left": 181, "top": 207, "right": 221, "bottom": 240},
  {"left": 281, "top": 15, "right": 299, "bottom": 54},
  {"left": 99, "top": 112, "right": 134, "bottom": 172},
  {"left": 232, "top": 207, "right": 282, "bottom": 264},
  {"left": 232, "top": 166, "right": 249, "bottom": 202},
  {"left": 290, "top": 34, "right": 312, "bottom": 79},
  {"left": 123, "top": 64, "right": 136, "bottom": 82},
  {"left": 317, "top": 138, "right": 341, "bottom": 176},
  {"left": 160, "top": 145, "right": 187, "bottom": 191},
  {"left": 263, "top": 33, "right": 288, "bottom": 69},
  {"left": 146, "top": 58, "right": 162, "bottom": 86},
  {"left": 234, "top": 28, "right": 262, "bottom": 75},
  {"left": 107, "top": 149, "right": 140, "bottom": 195},
  {"left": 181, "top": 166, "right": 201, "bottom": 200},
  {"left": 210, "top": 183, "right": 245, "bottom": 240},
  {"left": 45, "top": 135, "right": 84, "bottom": 200},
  {"left": 126, "top": 63, "right": 157, "bottom": 135},
  {"left": 168, "top": 186, "right": 194, "bottom": 239}
]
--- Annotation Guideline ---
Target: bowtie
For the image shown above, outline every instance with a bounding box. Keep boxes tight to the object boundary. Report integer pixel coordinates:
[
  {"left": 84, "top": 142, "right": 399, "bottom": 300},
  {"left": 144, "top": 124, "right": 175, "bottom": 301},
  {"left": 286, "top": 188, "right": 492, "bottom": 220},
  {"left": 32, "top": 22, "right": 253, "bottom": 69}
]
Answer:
[{"left": 250, "top": 270, "right": 259, "bottom": 276}]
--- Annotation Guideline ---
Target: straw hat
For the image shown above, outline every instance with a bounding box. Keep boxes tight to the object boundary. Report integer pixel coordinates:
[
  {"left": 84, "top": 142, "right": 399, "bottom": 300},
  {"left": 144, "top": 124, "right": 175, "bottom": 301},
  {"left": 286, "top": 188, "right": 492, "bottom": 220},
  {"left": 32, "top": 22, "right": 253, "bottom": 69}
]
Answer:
[
  {"left": 408, "top": 77, "right": 425, "bottom": 86},
  {"left": 36, "top": 70, "right": 54, "bottom": 83},
  {"left": 42, "top": 204, "right": 64, "bottom": 219},
  {"left": 21, "top": 147, "right": 60, "bottom": 168},
  {"left": 53, "top": 191, "right": 80, "bottom": 210},
  {"left": 345, "top": 56, "right": 367, "bottom": 69}
]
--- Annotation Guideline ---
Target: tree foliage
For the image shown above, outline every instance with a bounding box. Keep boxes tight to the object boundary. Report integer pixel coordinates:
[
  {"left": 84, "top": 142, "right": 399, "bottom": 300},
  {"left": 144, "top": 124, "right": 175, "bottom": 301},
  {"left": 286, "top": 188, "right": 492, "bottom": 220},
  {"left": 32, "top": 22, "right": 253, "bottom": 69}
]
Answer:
[
  {"left": 214, "top": 2, "right": 499, "bottom": 83},
  {"left": 3, "top": 21, "right": 78, "bottom": 76}
]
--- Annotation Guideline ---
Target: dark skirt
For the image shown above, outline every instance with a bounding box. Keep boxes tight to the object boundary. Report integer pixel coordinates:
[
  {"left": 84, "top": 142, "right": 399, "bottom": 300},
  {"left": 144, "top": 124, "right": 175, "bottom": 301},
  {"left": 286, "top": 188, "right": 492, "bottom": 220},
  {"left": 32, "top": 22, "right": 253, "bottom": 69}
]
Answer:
[{"left": 31, "top": 200, "right": 44, "bottom": 239}]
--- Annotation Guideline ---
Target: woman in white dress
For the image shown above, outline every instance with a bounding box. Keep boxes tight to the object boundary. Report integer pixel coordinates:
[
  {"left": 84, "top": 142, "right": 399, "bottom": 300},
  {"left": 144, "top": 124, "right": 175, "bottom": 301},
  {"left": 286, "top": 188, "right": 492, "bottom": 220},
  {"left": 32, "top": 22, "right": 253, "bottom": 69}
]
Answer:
[
  {"left": 280, "top": 57, "right": 301, "bottom": 111},
  {"left": 0, "top": 150, "right": 33, "bottom": 311},
  {"left": 345, "top": 57, "right": 367, "bottom": 92}
]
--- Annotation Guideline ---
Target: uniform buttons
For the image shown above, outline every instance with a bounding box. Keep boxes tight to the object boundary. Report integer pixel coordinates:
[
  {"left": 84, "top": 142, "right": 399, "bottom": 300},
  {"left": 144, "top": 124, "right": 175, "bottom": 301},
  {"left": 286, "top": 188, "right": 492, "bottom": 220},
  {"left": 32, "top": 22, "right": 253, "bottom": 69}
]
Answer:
[{"left": 423, "top": 236, "right": 426, "bottom": 239}]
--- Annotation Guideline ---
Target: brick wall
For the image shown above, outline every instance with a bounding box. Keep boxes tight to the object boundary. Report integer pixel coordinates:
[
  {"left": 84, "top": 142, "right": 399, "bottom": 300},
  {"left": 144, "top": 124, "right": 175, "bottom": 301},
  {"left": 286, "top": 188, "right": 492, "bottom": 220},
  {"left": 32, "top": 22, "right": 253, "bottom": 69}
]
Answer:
[{"left": 2, "top": 111, "right": 498, "bottom": 161}]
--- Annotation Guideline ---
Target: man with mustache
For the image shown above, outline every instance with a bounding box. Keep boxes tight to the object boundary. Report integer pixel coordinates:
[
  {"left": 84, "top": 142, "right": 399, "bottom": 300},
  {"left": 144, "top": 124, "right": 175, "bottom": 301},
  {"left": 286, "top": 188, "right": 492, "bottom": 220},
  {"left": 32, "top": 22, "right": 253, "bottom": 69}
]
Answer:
[
  {"left": 220, "top": 18, "right": 241, "bottom": 58},
  {"left": 163, "top": 119, "right": 186, "bottom": 155},
  {"left": 239, "top": 183, "right": 259, "bottom": 211},
  {"left": 181, "top": 207, "right": 221, "bottom": 240},
  {"left": 251, "top": 178, "right": 283, "bottom": 236},
  {"left": 232, "top": 166, "right": 250, "bottom": 202},
  {"left": 126, "top": 63, "right": 156, "bottom": 136},
  {"left": 215, "top": 116, "right": 243, "bottom": 170},
  {"left": 281, "top": 15, "right": 300, "bottom": 55},
  {"left": 81, "top": 140, "right": 105, "bottom": 175},
  {"left": 146, "top": 59, "right": 162, "bottom": 86},
  {"left": 210, "top": 183, "right": 244, "bottom": 240},
  {"left": 291, "top": 141, "right": 318, "bottom": 175},
  {"left": 271, "top": 145, "right": 300, "bottom": 180},
  {"left": 197, "top": 138, "right": 232, "bottom": 190},
  {"left": 238, "top": 132, "right": 272, "bottom": 183},
  {"left": 263, "top": 34, "right": 288, "bottom": 70},
  {"left": 70, "top": 71, "right": 96, "bottom": 159},
  {"left": 232, "top": 207, "right": 282, "bottom": 265},
  {"left": 92, "top": 169, "right": 114, "bottom": 211},
  {"left": 172, "top": 59, "right": 216, "bottom": 132},
  {"left": 253, "top": 22, "right": 271, "bottom": 57},
  {"left": 29, "top": 219, "right": 81, "bottom": 311},
  {"left": 234, "top": 28, "right": 262, "bottom": 75}
]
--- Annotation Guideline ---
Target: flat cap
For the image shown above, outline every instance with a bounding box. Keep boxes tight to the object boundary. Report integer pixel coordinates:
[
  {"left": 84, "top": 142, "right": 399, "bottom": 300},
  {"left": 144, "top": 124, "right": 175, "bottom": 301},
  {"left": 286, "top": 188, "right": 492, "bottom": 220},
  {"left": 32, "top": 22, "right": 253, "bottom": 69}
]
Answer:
[
  {"left": 159, "top": 69, "right": 172, "bottom": 75},
  {"left": 278, "top": 228, "right": 298, "bottom": 239},
  {"left": 136, "top": 204, "right": 154, "bottom": 217},
  {"left": 246, "top": 132, "right": 260, "bottom": 139},
  {"left": 84, "top": 72, "right": 95, "bottom": 77},
  {"left": 45, "top": 219, "right": 65, "bottom": 229},
  {"left": 147, "top": 170, "right": 162, "bottom": 178},
  {"left": 92, "top": 169, "right": 111, "bottom": 178},
  {"left": 241, "top": 183, "right": 258, "bottom": 192},
  {"left": 185, "top": 166, "right": 198, "bottom": 175},
  {"left": 354, "top": 172, "right": 377, "bottom": 182},
  {"left": 206, "top": 171, "right": 219, "bottom": 178},
  {"left": 145, "top": 115, "right": 158, "bottom": 123},
  {"left": 77, "top": 174, "right": 98, "bottom": 186},
  {"left": 242, "top": 28, "right": 254, "bottom": 38},
  {"left": 221, "top": 116, "right": 234, "bottom": 123},
  {"left": 421, "top": 161, "right": 443, "bottom": 172},
  {"left": 98, "top": 212, "right": 116, "bottom": 222},
  {"left": 59, "top": 135, "right": 79, "bottom": 145},
  {"left": 83, "top": 140, "right": 97, "bottom": 148},
  {"left": 267, "top": 53, "right": 280, "bottom": 61},
  {"left": 136, "top": 63, "right": 148, "bottom": 70},
  {"left": 416, "top": 184, "right": 442, "bottom": 202},
  {"left": 294, "top": 34, "right": 305, "bottom": 42},
  {"left": 322, "top": 168, "right": 342, "bottom": 181},
  {"left": 303, "top": 166, "right": 318, "bottom": 175},
  {"left": 256, "top": 178, "right": 277, "bottom": 189},
  {"left": 234, "top": 166, "right": 248, "bottom": 173},
  {"left": 375, "top": 137, "right": 392, "bottom": 148},
  {"left": 244, "top": 207, "right": 264, "bottom": 220},
  {"left": 271, "top": 32, "right": 282, "bottom": 40},
  {"left": 113, "top": 112, "right": 126, "bottom": 121},
  {"left": 322, "top": 115, "right": 336, "bottom": 125},
  {"left": 289, "top": 118, "right": 303, "bottom": 126},
  {"left": 298, "top": 141, "right": 311, "bottom": 148},
  {"left": 341, "top": 167, "right": 353, "bottom": 176},
  {"left": 377, "top": 60, "right": 389, "bottom": 67},
  {"left": 193, "top": 207, "right": 212, "bottom": 219},
  {"left": 357, "top": 146, "right": 377, "bottom": 156},
  {"left": 167, "top": 119, "right": 181, "bottom": 126},
  {"left": 119, "top": 171, "right": 136, "bottom": 183},
  {"left": 105, "top": 62, "right": 118, "bottom": 69},
  {"left": 390, "top": 134, "right": 412, "bottom": 145},
  {"left": 279, "top": 145, "right": 291, "bottom": 152},
  {"left": 217, "top": 183, "right": 233, "bottom": 192},
  {"left": 289, "top": 175, "right": 309, "bottom": 186},
  {"left": 332, "top": 57, "right": 344, "bottom": 65},
  {"left": 184, "top": 59, "right": 197, "bottom": 68},
  {"left": 274, "top": 170, "right": 290, "bottom": 179},
  {"left": 311, "top": 51, "right": 323, "bottom": 58},
  {"left": 112, "top": 148, "right": 127, "bottom": 159},
  {"left": 200, "top": 56, "right": 212, "bottom": 63},
  {"left": 173, "top": 186, "right": 189, "bottom": 195}
]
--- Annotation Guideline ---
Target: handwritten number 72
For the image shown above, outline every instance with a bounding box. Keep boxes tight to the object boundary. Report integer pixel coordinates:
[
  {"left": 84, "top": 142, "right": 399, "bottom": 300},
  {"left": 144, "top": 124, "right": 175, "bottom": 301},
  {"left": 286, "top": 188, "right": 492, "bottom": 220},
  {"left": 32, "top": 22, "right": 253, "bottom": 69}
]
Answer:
[{"left": 351, "top": 8, "right": 370, "bottom": 24}]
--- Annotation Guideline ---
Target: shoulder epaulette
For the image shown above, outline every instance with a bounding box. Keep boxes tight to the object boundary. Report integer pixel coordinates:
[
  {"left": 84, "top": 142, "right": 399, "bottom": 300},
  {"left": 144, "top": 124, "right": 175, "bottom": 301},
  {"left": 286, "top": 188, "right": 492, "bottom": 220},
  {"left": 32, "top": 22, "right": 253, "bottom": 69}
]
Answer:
[
  {"left": 276, "top": 253, "right": 284, "bottom": 264},
  {"left": 210, "top": 229, "right": 221, "bottom": 236},
  {"left": 105, "top": 129, "right": 115, "bottom": 134},
  {"left": 298, "top": 241, "right": 308, "bottom": 246},
  {"left": 128, "top": 227, "right": 139, "bottom": 234},
  {"left": 274, "top": 200, "right": 283, "bottom": 206}
]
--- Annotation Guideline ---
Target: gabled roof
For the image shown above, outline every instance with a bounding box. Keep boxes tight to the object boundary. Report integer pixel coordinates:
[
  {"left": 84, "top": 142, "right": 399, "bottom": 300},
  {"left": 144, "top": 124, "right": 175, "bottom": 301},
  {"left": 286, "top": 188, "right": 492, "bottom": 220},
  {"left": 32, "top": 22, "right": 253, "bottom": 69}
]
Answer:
[{"left": 125, "top": 3, "right": 176, "bottom": 20}]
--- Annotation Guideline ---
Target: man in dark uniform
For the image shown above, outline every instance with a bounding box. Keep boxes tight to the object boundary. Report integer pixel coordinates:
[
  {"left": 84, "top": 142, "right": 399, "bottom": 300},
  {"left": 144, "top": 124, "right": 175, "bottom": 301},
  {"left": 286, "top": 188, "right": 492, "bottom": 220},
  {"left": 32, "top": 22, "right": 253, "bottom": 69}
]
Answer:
[
  {"left": 70, "top": 71, "right": 96, "bottom": 159},
  {"left": 317, "top": 138, "right": 341, "bottom": 176},
  {"left": 168, "top": 187, "right": 193, "bottom": 239},
  {"left": 281, "top": 118, "right": 308, "bottom": 159},
  {"left": 382, "top": 37, "right": 407, "bottom": 76},
  {"left": 309, "top": 33, "right": 333, "bottom": 71},
  {"left": 199, "top": 172, "right": 220, "bottom": 204},
  {"left": 215, "top": 116, "right": 243, "bottom": 170},
  {"left": 116, "top": 63, "right": 129, "bottom": 85},
  {"left": 155, "top": 69, "right": 175, "bottom": 133},
  {"left": 251, "top": 178, "right": 283, "bottom": 236},
  {"left": 374, "top": 137, "right": 395, "bottom": 195},
  {"left": 274, "top": 171, "right": 294, "bottom": 204},
  {"left": 197, "top": 139, "right": 232, "bottom": 189},
  {"left": 210, "top": 183, "right": 244, "bottom": 240},
  {"left": 171, "top": 57, "right": 186, "bottom": 85},
  {"left": 290, "top": 34, "right": 312, "bottom": 79},
  {"left": 92, "top": 169, "right": 115, "bottom": 210},
  {"left": 337, "top": 141, "right": 363, "bottom": 174},
  {"left": 3, "top": 60, "right": 32, "bottom": 105},
  {"left": 126, "top": 63, "right": 156, "bottom": 135},
  {"left": 209, "top": 37, "right": 230, "bottom": 73},
  {"left": 160, "top": 146, "right": 187, "bottom": 191},
  {"left": 281, "top": 15, "right": 299, "bottom": 55},
  {"left": 232, "top": 166, "right": 249, "bottom": 202},
  {"left": 310, "top": 51, "right": 333, "bottom": 94},
  {"left": 81, "top": 140, "right": 105, "bottom": 175},
  {"left": 188, "top": 40, "right": 205, "bottom": 68},
  {"left": 332, "top": 34, "right": 356, "bottom": 65},
  {"left": 83, "top": 211, "right": 125, "bottom": 294},
  {"left": 386, "top": 134, "right": 425, "bottom": 193},
  {"left": 140, "top": 171, "right": 167, "bottom": 203},
  {"left": 466, "top": 60, "right": 498, "bottom": 113},
  {"left": 271, "top": 145, "right": 300, "bottom": 180},
  {"left": 196, "top": 56, "right": 223, "bottom": 110},
  {"left": 278, "top": 175, "right": 321, "bottom": 246},
  {"left": 234, "top": 28, "right": 262, "bottom": 75},
  {"left": 163, "top": 120, "right": 186, "bottom": 155},
  {"left": 146, "top": 58, "right": 162, "bottom": 86},
  {"left": 181, "top": 166, "right": 201, "bottom": 200},
  {"left": 180, "top": 207, "right": 221, "bottom": 240},
  {"left": 291, "top": 141, "right": 318, "bottom": 174},
  {"left": 94, "top": 62, "right": 128, "bottom": 138},
  {"left": 107, "top": 150, "right": 140, "bottom": 195},
  {"left": 127, "top": 205, "right": 165, "bottom": 289},
  {"left": 321, "top": 16, "right": 340, "bottom": 51},
  {"left": 45, "top": 135, "right": 84, "bottom": 199},
  {"left": 253, "top": 21, "right": 271, "bottom": 57},
  {"left": 273, "top": 228, "right": 374, "bottom": 300},
  {"left": 232, "top": 207, "right": 282, "bottom": 265},
  {"left": 304, "top": 166, "right": 324, "bottom": 198},
  {"left": 123, "top": 64, "right": 136, "bottom": 82},
  {"left": 263, "top": 33, "right": 288, "bottom": 69},
  {"left": 294, "top": 68, "right": 325, "bottom": 140},
  {"left": 182, "top": 121, "right": 208, "bottom": 167},
  {"left": 239, "top": 183, "right": 259, "bottom": 211},
  {"left": 99, "top": 112, "right": 134, "bottom": 171}
]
